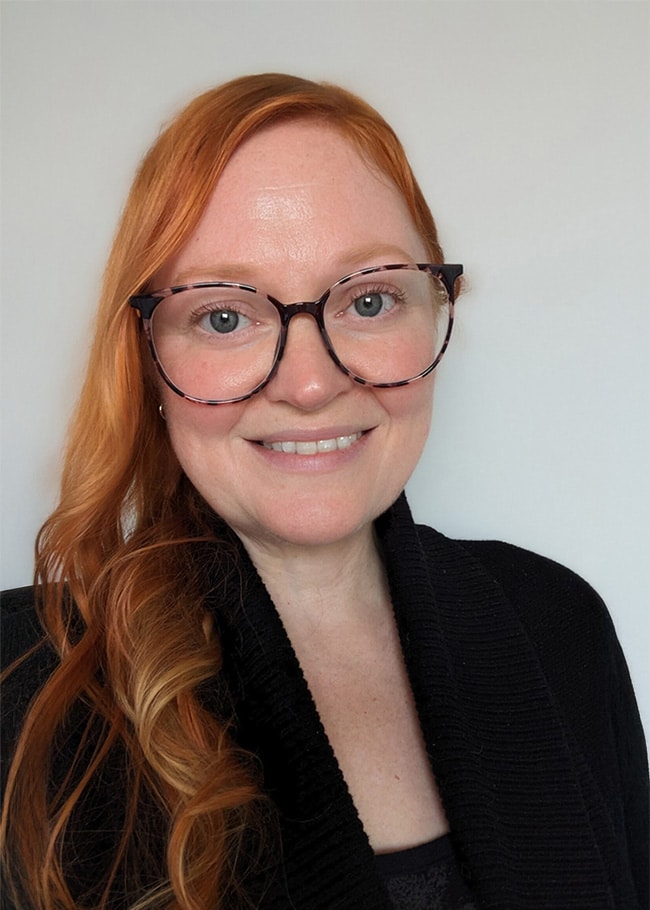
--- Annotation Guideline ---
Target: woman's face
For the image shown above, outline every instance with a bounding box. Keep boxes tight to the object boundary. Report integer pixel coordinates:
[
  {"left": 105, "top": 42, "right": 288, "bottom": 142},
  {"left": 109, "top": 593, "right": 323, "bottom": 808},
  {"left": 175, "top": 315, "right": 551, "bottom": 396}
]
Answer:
[{"left": 155, "top": 120, "right": 435, "bottom": 554}]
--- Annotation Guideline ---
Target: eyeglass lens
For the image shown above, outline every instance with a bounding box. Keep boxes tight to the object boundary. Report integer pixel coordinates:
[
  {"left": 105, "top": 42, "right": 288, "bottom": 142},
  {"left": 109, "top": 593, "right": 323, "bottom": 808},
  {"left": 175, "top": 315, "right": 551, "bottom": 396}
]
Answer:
[{"left": 148, "top": 267, "right": 452, "bottom": 402}]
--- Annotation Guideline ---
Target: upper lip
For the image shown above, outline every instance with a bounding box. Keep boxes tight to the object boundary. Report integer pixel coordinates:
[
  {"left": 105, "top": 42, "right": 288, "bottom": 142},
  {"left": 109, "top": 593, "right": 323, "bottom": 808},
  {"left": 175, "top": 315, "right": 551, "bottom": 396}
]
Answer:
[{"left": 253, "top": 426, "right": 371, "bottom": 444}]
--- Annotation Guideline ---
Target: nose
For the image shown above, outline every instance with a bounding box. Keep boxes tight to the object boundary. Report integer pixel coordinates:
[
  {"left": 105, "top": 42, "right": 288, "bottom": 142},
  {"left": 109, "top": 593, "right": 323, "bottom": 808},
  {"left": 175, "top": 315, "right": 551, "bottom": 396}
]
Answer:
[{"left": 264, "top": 313, "right": 352, "bottom": 410}]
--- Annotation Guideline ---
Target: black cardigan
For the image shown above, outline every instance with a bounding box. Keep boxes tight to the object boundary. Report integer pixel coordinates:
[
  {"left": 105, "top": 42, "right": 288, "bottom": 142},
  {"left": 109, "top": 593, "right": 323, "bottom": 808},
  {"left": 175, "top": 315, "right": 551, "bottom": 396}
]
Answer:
[{"left": 2, "top": 495, "right": 648, "bottom": 909}]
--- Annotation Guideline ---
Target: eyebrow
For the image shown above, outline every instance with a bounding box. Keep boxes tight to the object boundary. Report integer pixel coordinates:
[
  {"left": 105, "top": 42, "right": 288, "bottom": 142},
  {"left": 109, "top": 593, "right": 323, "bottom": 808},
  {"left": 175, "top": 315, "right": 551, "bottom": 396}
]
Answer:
[
  {"left": 171, "top": 264, "right": 264, "bottom": 286},
  {"left": 338, "top": 244, "right": 422, "bottom": 270},
  {"left": 169, "top": 244, "right": 422, "bottom": 288}
]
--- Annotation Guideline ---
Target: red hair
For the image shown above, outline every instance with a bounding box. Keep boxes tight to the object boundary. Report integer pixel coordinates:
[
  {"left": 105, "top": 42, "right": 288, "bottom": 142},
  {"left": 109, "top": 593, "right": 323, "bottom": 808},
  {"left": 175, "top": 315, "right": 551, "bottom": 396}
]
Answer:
[{"left": 1, "top": 73, "right": 445, "bottom": 909}]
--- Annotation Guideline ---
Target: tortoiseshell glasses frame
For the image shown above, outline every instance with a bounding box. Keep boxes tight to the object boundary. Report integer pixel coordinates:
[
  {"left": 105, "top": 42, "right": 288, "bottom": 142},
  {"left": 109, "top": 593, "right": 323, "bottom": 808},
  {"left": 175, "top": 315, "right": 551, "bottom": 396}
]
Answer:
[{"left": 129, "top": 262, "right": 464, "bottom": 405}]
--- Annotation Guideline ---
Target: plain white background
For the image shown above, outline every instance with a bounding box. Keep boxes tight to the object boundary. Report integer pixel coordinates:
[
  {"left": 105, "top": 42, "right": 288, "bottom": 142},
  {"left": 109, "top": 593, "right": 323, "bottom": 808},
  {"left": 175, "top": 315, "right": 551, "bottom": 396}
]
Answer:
[{"left": 2, "top": 1, "right": 648, "bottom": 735}]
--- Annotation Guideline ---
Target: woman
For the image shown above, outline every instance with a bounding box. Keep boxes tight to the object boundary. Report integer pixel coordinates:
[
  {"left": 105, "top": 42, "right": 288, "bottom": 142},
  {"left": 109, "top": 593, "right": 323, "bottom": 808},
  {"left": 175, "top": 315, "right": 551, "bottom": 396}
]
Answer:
[{"left": 1, "top": 73, "right": 647, "bottom": 910}]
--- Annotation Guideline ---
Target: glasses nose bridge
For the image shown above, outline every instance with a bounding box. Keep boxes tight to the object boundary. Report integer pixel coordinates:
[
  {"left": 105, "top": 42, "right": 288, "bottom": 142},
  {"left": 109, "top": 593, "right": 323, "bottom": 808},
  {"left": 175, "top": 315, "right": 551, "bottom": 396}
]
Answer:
[
  {"left": 277, "top": 291, "right": 329, "bottom": 329},
  {"left": 272, "top": 290, "right": 342, "bottom": 377}
]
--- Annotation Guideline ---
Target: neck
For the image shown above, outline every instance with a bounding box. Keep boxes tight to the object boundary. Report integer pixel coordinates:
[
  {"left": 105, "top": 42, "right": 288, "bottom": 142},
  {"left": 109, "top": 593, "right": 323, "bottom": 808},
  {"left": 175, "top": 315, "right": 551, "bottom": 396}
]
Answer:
[{"left": 237, "top": 524, "right": 392, "bottom": 636}]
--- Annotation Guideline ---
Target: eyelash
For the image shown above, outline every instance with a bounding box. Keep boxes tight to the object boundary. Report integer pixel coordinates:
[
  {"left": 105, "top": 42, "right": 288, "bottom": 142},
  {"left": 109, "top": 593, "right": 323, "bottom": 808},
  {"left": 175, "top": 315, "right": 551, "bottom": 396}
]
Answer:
[
  {"left": 192, "top": 300, "right": 251, "bottom": 317},
  {"left": 342, "top": 283, "right": 407, "bottom": 311}
]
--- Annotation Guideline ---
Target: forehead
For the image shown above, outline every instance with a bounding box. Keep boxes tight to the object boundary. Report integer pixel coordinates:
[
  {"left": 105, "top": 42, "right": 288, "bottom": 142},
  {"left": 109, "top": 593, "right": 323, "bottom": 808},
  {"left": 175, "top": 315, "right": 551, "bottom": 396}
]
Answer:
[
  {"left": 158, "top": 120, "right": 426, "bottom": 288},
  {"left": 220, "top": 119, "right": 392, "bottom": 193}
]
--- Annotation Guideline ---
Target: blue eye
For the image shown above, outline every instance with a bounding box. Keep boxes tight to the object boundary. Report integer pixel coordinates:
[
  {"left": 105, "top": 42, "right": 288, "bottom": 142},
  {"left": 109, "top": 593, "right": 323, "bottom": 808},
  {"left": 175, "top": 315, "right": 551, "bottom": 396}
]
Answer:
[
  {"left": 202, "top": 309, "right": 251, "bottom": 334},
  {"left": 353, "top": 291, "right": 395, "bottom": 317}
]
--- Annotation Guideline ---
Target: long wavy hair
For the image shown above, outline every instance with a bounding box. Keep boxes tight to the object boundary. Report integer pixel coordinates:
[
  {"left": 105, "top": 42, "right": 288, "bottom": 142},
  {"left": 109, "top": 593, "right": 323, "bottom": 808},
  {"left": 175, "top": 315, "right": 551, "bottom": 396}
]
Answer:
[{"left": 1, "top": 73, "right": 445, "bottom": 909}]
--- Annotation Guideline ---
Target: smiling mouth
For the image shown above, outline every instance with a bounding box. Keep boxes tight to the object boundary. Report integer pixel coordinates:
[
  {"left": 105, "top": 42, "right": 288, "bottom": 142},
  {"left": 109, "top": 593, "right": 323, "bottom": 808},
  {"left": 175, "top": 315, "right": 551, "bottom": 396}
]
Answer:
[{"left": 260, "top": 431, "right": 364, "bottom": 455}]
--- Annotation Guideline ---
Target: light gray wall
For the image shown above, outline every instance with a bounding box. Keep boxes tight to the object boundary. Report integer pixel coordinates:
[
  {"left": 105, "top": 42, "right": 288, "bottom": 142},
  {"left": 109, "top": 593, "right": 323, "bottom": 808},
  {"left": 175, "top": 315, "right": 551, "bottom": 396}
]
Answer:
[{"left": 2, "top": 1, "right": 648, "bottom": 734}]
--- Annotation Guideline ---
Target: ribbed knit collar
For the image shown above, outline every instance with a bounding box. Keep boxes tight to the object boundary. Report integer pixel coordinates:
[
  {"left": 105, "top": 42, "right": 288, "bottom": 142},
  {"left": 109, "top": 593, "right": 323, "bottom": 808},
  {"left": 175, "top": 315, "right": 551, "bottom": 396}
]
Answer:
[{"left": 206, "top": 493, "right": 615, "bottom": 909}]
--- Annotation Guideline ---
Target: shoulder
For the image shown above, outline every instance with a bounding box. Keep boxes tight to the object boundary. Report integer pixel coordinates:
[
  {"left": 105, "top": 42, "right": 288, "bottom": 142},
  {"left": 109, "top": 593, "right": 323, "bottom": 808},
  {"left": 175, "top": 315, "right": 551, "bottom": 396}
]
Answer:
[
  {"left": 416, "top": 524, "right": 648, "bottom": 783},
  {"left": 1, "top": 586, "right": 58, "bottom": 786},
  {"left": 413, "top": 525, "right": 645, "bottom": 762},
  {"left": 417, "top": 527, "right": 616, "bottom": 658},
  {"left": 1, "top": 586, "right": 57, "bottom": 696},
  {"left": 1, "top": 585, "right": 48, "bottom": 668},
  {"left": 1, "top": 582, "right": 59, "bottom": 680}
]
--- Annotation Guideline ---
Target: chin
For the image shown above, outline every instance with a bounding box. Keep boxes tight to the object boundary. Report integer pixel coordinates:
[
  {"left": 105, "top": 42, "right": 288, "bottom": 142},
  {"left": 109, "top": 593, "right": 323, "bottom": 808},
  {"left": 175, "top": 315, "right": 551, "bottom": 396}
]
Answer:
[{"left": 234, "top": 490, "right": 394, "bottom": 552}]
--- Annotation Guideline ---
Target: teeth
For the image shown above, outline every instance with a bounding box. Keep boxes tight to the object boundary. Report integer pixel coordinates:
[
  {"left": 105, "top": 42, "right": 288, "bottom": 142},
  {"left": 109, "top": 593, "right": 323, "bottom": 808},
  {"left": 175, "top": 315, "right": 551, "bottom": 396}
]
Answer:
[
  {"left": 297, "top": 441, "right": 317, "bottom": 455},
  {"left": 263, "top": 432, "right": 362, "bottom": 454}
]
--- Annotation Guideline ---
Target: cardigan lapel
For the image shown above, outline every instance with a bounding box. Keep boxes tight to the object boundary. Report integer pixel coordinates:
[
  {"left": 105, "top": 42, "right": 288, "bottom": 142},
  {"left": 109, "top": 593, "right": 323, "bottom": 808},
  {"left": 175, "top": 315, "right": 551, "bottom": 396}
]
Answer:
[
  {"left": 378, "top": 494, "right": 616, "bottom": 909},
  {"left": 209, "top": 544, "right": 392, "bottom": 908}
]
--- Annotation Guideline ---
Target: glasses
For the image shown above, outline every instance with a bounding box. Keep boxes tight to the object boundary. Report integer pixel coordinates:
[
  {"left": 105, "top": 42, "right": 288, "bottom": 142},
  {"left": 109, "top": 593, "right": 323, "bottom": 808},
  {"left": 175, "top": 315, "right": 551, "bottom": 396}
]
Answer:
[{"left": 129, "top": 262, "right": 463, "bottom": 405}]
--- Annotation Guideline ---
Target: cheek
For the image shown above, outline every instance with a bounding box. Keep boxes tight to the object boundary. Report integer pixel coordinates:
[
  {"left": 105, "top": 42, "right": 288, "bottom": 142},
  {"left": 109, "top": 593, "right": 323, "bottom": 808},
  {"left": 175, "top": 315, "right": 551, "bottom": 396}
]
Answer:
[
  {"left": 161, "top": 391, "right": 246, "bottom": 473},
  {"left": 385, "top": 379, "right": 434, "bottom": 439},
  {"left": 375, "top": 379, "right": 434, "bottom": 481}
]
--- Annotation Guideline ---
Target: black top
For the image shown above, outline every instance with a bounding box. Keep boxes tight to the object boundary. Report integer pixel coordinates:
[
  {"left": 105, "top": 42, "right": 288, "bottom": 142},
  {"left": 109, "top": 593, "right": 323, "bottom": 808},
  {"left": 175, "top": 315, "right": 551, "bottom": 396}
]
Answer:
[
  {"left": 375, "top": 836, "right": 478, "bottom": 909},
  {"left": 2, "top": 494, "right": 648, "bottom": 908}
]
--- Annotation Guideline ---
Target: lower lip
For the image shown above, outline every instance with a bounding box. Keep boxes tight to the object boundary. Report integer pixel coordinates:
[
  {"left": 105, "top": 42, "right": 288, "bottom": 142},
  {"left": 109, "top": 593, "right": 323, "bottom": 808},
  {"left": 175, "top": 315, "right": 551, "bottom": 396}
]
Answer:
[{"left": 249, "top": 431, "right": 371, "bottom": 473}]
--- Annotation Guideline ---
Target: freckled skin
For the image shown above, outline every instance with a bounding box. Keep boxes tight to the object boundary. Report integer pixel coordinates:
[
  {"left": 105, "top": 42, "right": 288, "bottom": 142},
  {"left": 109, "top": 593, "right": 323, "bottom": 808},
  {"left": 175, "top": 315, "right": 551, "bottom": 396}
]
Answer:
[{"left": 156, "top": 121, "right": 434, "bottom": 557}]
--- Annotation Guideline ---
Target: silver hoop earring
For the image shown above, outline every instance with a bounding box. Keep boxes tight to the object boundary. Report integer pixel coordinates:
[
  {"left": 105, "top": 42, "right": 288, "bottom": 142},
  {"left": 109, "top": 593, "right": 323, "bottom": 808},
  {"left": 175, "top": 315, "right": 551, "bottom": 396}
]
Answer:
[{"left": 158, "top": 403, "right": 166, "bottom": 421}]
